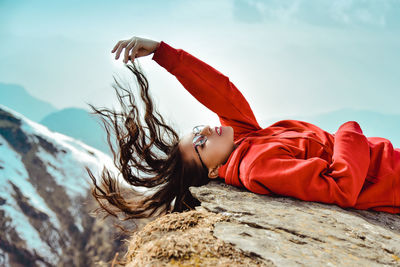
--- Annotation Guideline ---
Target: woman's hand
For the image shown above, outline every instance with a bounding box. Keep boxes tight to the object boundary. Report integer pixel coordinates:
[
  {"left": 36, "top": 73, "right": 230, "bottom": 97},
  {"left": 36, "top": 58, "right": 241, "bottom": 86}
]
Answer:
[{"left": 111, "top": 36, "right": 160, "bottom": 64}]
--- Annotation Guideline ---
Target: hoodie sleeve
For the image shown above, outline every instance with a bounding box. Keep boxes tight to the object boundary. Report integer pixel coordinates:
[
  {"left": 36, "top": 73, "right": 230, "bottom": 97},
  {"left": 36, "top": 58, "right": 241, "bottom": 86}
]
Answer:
[
  {"left": 152, "top": 41, "right": 261, "bottom": 139},
  {"left": 244, "top": 121, "right": 370, "bottom": 208}
]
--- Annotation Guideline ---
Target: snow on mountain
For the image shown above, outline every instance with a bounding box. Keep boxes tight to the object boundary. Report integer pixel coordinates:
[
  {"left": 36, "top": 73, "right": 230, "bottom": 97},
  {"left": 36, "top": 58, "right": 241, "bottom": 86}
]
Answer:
[
  {"left": 0, "top": 105, "right": 125, "bottom": 266},
  {"left": 0, "top": 135, "right": 61, "bottom": 262}
]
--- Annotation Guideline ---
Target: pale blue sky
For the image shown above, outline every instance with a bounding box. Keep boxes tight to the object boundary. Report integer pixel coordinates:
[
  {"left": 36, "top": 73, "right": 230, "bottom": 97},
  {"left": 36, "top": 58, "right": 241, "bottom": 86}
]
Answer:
[{"left": 1, "top": 0, "right": 399, "bottom": 134}]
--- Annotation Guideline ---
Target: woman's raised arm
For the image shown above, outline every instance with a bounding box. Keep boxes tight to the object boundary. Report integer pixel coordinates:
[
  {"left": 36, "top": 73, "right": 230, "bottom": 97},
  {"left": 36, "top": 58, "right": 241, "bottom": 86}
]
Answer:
[
  {"left": 112, "top": 36, "right": 262, "bottom": 140},
  {"left": 151, "top": 41, "right": 262, "bottom": 139}
]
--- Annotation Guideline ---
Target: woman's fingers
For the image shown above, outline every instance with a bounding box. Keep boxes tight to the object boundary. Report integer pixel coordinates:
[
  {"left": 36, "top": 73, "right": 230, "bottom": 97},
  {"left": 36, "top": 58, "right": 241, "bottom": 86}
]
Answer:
[
  {"left": 111, "top": 41, "right": 122, "bottom": 53},
  {"left": 111, "top": 36, "right": 157, "bottom": 63},
  {"left": 124, "top": 39, "right": 137, "bottom": 63},
  {"left": 129, "top": 43, "right": 140, "bottom": 63},
  {"left": 114, "top": 40, "right": 130, "bottom": 60}
]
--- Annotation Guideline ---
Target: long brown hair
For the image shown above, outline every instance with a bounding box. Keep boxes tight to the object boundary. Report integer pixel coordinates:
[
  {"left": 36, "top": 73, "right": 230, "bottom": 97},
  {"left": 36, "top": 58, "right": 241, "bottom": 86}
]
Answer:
[{"left": 86, "top": 63, "right": 209, "bottom": 221}]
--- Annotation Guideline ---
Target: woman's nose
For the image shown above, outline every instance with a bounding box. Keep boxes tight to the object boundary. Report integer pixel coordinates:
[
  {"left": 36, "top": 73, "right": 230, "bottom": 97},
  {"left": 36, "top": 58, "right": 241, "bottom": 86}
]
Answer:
[{"left": 200, "top": 125, "right": 212, "bottom": 136}]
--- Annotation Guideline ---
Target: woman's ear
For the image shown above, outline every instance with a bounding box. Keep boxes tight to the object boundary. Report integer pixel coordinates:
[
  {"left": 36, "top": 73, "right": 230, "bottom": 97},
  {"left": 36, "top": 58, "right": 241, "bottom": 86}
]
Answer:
[{"left": 208, "top": 164, "right": 222, "bottom": 179}]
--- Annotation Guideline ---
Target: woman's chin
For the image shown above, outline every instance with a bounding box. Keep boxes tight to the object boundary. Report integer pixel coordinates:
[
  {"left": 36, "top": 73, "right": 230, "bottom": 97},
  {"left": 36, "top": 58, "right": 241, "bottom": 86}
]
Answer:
[{"left": 227, "top": 126, "right": 234, "bottom": 139}]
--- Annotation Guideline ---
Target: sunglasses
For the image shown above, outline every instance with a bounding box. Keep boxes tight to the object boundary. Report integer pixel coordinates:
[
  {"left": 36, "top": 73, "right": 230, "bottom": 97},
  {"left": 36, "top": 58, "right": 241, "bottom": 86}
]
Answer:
[{"left": 192, "top": 125, "right": 208, "bottom": 171}]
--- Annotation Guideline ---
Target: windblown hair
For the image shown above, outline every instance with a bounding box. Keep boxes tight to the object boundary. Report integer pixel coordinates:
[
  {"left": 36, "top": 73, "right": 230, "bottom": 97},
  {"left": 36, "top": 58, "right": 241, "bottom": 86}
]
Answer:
[{"left": 86, "top": 63, "right": 209, "bottom": 221}]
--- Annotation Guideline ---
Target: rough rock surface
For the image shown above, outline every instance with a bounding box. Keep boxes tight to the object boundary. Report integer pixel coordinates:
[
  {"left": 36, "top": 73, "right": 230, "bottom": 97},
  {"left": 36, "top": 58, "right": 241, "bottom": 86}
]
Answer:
[
  {"left": 122, "top": 181, "right": 400, "bottom": 266},
  {"left": 123, "top": 210, "right": 272, "bottom": 267},
  {"left": 190, "top": 181, "right": 400, "bottom": 266}
]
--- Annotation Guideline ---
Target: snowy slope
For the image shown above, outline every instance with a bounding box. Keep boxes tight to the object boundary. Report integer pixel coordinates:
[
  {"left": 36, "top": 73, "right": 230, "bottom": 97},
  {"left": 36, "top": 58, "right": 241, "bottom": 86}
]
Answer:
[{"left": 0, "top": 105, "right": 122, "bottom": 266}]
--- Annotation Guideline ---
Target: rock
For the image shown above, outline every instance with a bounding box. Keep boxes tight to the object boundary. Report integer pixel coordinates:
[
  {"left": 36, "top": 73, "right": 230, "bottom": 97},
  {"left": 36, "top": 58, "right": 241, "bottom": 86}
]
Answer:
[
  {"left": 122, "top": 180, "right": 400, "bottom": 266},
  {"left": 190, "top": 181, "right": 400, "bottom": 266},
  {"left": 122, "top": 210, "right": 272, "bottom": 267}
]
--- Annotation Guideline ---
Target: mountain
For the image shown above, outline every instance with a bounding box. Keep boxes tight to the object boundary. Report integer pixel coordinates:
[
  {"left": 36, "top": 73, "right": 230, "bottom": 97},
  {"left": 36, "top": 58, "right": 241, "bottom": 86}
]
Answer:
[
  {"left": 0, "top": 83, "right": 111, "bottom": 155},
  {"left": 0, "top": 83, "right": 57, "bottom": 122},
  {"left": 0, "top": 105, "right": 125, "bottom": 266},
  {"left": 305, "top": 108, "right": 400, "bottom": 144},
  {"left": 263, "top": 108, "right": 400, "bottom": 148},
  {"left": 40, "top": 108, "right": 111, "bottom": 156}
]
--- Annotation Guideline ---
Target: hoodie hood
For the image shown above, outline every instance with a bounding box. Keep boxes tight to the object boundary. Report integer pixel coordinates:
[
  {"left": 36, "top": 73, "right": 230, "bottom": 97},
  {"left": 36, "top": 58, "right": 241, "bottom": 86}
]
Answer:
[{"left": 218, "top": 138, "right": 252, "bottom": 187}]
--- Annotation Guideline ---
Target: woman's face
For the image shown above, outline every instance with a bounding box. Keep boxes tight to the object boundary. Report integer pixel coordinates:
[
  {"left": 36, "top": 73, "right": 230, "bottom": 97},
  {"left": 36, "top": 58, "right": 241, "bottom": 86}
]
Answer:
[{"left": 178, "top": 125, "right": 236, "bottom": 178}]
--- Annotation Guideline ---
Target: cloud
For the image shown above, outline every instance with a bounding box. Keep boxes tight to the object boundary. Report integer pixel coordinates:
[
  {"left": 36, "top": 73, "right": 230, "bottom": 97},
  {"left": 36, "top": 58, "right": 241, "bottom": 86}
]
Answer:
[
  {"left": 233, "top": 0, "right": 264, "bottom": 23},
  {"left": 232, "top": 0, "right": 400, "bottom": 29},
  {"left": 330, "top": 0, "right": 388, "bottom": 27}
]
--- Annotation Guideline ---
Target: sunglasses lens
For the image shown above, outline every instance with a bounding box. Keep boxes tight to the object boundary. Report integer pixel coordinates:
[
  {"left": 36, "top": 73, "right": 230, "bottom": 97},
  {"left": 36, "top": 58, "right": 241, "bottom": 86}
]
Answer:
[
  {"left": 193, "top": 125, "right": 205, "bottom": 134},
  {"left": 193, "top": 135, "right": 206, "bottom": 147}
]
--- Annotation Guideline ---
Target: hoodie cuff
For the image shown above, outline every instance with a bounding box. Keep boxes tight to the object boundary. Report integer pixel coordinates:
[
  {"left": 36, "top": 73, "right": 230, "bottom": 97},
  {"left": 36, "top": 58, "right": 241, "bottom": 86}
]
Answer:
[{"left": 151, "top": 41, "right": 180, "bottom": 71}]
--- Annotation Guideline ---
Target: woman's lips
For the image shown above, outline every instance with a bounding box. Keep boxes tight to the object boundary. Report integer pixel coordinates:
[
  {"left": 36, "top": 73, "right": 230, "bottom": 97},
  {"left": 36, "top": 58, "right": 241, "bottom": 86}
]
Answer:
[{"left": 215, "top": 126, "right": 222, "bottom": 136}]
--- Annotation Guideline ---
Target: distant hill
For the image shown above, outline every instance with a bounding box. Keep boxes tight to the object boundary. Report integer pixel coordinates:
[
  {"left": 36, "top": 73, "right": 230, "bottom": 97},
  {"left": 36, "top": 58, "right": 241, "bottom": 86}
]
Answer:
[
  {"left": 40, "top": 107, "right": 112, "bottom": 156},
  {"left": 0, "top": 83, "right": 57, "bottom": 122},
  {"left": 263, "top": 108, "right": 400, "bottom": 148},
  {"left": 0, "top": 82, "right": 111, "bottom": 155},
  {"left": 305, "top": 109, "right": 400, "bottom": 148}
]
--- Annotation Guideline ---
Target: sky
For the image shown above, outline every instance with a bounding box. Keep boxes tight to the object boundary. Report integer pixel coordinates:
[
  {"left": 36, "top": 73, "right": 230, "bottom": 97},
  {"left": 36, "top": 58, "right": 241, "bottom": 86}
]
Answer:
[{"left": 1, "top": 0, "right": 399, "bottom": 135}]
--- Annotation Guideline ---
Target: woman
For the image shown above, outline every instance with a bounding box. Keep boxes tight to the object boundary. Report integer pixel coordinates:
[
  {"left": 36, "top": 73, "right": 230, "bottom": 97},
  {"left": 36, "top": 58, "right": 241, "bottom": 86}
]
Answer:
[{"left": 88, "top": 36, "right": 400, "bottom": 221}]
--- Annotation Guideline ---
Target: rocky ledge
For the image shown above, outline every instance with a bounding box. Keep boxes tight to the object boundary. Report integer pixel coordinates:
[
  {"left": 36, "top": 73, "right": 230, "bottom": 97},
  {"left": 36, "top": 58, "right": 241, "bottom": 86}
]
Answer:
[{"left": 122, "top": 181, "right": 400, "bottom": 266}]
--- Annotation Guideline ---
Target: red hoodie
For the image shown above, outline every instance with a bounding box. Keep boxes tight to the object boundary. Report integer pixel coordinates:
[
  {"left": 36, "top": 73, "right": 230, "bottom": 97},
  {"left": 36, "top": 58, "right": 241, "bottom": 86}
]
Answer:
[{"left": 152, "top": 41, "right": 400, "bottom": 214}]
